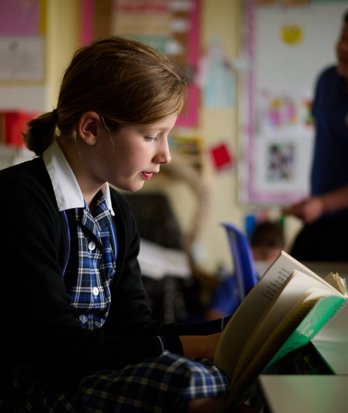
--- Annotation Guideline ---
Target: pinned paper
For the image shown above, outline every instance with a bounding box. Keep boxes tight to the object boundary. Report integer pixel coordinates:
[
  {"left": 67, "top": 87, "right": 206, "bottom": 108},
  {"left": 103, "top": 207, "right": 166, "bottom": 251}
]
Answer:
[
  {"left": 196, "top": 39, "right": 237, "bottom": 108},
  {"left": 0, "top": 111, "right": 38, "bottom": 147},
  {"left": 280, "top": 24, "right": 303, "bottom": 45},
  {"left": 209, "top": 142, "right": 233, "bottom": 171}
]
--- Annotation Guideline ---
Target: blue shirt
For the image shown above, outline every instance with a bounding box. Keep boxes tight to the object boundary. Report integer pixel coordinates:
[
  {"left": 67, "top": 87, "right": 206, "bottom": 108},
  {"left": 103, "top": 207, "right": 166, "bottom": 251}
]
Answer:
[
  {"left": 64, "top": 196, "right": 117, "bottom": 330},
  {"left": 43, "top": 140, "right": 117, "bottom": 330},
  {"left": 311, "top": 66, "right": 348, "bottom": 204}
]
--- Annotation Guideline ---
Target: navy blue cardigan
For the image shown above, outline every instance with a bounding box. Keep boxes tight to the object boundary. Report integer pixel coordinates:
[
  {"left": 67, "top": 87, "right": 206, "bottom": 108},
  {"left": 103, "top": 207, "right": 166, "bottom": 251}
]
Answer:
[{"left": 0, "top": 157, "right": 225, "bottom": 391}]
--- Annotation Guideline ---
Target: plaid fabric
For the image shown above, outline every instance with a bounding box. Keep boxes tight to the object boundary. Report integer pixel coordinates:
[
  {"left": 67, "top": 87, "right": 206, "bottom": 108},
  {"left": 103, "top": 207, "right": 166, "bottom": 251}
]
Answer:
[
  {"left": 64, "top": 192, "right": 117, "bottom": 330},
  {"left": 3, "top": 192, "right": 232, "bottom": 411},
  {"left": 9, "top": 352, "right": 230, "bottom": 412}
]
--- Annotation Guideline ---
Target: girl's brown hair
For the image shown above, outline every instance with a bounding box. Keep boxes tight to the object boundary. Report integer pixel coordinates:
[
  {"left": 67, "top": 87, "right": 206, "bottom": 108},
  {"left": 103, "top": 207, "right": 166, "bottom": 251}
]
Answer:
[{"left": 24, "top": 36, "right": 186, "bottom": 155}]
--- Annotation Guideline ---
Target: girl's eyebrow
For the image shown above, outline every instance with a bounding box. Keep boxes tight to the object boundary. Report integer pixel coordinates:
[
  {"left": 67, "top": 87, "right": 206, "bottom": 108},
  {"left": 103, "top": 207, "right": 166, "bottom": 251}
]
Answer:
[{"left": 139, "top": 126, "right": 167, "bottom": 133}]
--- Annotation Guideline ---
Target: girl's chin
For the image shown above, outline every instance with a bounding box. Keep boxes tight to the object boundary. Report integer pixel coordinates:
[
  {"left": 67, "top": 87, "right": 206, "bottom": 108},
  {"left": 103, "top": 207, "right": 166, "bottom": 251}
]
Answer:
[{"left": 120, "top": 182, "right": 145, "bottom": 193}]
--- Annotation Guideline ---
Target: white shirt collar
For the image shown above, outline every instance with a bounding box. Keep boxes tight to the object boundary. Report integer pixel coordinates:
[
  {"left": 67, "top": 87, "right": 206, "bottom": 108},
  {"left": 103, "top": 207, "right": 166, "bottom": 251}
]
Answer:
[{"left": 43, "top": 139, "right": 115, "bottom": 215}]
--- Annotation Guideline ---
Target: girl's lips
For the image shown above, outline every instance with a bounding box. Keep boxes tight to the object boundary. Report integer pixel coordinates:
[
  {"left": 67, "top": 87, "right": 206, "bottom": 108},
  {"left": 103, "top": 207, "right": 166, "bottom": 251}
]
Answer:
[{"left": 141, "top": 171, "right": 154, "bottom": 180}]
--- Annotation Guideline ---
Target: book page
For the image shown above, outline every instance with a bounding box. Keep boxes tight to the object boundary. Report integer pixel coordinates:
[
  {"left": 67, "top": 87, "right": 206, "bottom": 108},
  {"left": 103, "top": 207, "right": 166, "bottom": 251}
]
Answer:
[
  {"left": 232, "top": 291, "right": 346, "bottom": 400},
  {"left": 230, "top": 290, "right": 322, "bottom": 399},
  {"left": 214, "top": 251, "right": 345, "bottom": 380},
  {"left": 260, "top": 251, "right": 342, "bottom": 293},
  {"left": 324, "top": 272, "right": 347, "bottom": 296},
  {"left": 233, "top": 270, "right": 340, "bottom": 375},
  {"left": 214, "top": 251, "right": 320, "bottom": 376},
  {"left": 268, "top": 294, "right": 346, "bottom": 368}
]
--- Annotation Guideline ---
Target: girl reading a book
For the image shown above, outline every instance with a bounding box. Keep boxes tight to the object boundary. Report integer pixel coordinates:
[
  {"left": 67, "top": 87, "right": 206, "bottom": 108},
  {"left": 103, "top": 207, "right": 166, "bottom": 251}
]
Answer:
[{"left": 0, "top": 37, "right": 258, "bottom": 412}]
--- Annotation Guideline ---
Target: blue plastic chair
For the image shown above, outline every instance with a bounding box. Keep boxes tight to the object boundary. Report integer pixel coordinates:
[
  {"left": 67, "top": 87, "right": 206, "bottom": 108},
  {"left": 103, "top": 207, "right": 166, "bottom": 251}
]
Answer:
[{"left": 221, "top": 222, "right": 259, "bottom": 305}]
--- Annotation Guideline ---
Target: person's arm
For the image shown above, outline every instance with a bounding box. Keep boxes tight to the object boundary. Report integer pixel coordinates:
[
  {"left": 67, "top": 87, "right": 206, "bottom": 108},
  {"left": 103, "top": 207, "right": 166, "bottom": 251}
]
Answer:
[
  {"left": 180, "top": 333, "right": 221, "bottom": 360},
  {"left": 107, "top": 189, "right": 231, "bottom": 360},
  {"left": 0, "top": 163, "right": 172, "bottom": 386},
  {"left": 1, "top": 161, "right": 228, "bottom": 388},
  {"left": 283, "top": 185, "right": 348, "bottom": 223},
  {"left": 206, "top": 309, "right": 226, "bottom": 321}
]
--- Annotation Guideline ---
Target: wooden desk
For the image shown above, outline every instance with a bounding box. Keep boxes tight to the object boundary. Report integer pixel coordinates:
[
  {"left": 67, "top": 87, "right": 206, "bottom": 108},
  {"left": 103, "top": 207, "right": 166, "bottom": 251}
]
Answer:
[{"left": 259, "top": 375, "right": 348, "bottom": 413}]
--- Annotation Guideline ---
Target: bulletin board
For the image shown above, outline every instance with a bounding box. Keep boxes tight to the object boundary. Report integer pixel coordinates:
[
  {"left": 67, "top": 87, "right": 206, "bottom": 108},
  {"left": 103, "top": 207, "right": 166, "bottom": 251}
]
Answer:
[
  {"left": 239, "top": 0, "right": 348, "bottom": 205},
  {"left": 0, "top": 0, "right": 46, "bottom": 112},
  {"left": 0, "top": 0, "right": 45, "bottom": 82},
  {"left": 80, "top": 0, "right": 200, "bottom": 127}
]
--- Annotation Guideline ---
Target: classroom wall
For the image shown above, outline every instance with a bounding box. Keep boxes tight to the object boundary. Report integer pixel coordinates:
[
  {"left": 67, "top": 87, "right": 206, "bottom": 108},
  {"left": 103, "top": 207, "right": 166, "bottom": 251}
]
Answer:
[
  {"left": 45, "top": 0, "right": 80, "bottom": 107},
  {"left": 0, "top": 0, "right": 300, "bottom": 273},
  {"left": 43, "top": 0, "right": 246, "bottom": 273},
  {"left": 195, "top": 0, "right": 303, "bottom": 272},
  {"left": 193, "top": 0, "right": 244, "bottom": 271},
  {"left": 136, "top": 0, "right": 247, "bottom": 272},
  {"left": 167, "top": 0, "right": 298, "bottom": 272}
]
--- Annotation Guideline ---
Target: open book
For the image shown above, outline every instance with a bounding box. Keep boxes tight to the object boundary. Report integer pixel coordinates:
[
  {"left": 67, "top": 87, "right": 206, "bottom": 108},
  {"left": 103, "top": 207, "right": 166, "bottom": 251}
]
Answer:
[{"left": 213, "top": 251, "right": 348, "bottom": 401}]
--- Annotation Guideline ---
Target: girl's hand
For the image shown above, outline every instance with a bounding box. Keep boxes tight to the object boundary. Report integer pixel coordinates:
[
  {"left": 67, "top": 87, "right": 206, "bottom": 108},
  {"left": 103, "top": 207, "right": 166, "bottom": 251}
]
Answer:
[{"left": 180, "top": 333, "right": 221, "bottom": 360}]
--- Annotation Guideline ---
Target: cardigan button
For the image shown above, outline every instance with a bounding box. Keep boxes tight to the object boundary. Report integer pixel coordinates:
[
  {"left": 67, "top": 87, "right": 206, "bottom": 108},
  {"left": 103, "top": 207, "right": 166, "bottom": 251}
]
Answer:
[{"left": 92, "top": 287, "right": 99, "bottom": 296}]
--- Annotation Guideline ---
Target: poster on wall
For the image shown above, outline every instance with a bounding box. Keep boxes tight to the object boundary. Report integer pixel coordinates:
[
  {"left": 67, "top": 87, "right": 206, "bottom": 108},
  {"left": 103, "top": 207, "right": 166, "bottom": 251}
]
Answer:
[
  {"left": 239, "top": 0, "right": 348, "bottom": 205},
  {"left": 81, "top": 0, "right": 200, "bottom": 127},
  {"left": 0, "top": 0, "right": 45, "bottom": 81}
]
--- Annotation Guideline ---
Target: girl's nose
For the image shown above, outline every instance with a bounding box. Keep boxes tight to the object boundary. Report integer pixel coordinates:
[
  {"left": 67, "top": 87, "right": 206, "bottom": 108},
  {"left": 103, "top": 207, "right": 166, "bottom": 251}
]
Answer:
[{"left": 155, "top": 138, "right": 172, "bottom": 165}]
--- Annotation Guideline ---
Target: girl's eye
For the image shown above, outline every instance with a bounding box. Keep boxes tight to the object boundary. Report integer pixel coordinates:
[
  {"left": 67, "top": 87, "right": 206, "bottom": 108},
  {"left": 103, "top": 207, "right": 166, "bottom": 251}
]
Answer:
[{"left": 144, "top": 136, "right": 158, "bottom": 141}]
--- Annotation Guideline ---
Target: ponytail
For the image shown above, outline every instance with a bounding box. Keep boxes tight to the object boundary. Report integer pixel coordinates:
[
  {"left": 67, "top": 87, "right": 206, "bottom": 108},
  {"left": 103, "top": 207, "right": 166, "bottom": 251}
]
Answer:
[{"left": 23, "top": 110, "right": 58, "bottom": 156}]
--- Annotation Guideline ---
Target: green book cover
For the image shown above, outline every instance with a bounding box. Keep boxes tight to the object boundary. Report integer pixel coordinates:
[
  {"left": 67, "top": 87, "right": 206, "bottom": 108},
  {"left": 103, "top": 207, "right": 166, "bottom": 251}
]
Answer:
[{"left": 265, "top": 295, "right": 346, "bottom": 370}]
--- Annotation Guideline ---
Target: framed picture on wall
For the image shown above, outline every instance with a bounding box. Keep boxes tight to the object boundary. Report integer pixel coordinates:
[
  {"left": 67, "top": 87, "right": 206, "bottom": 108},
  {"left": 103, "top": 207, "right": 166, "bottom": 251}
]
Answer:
[{"left": 239, "top": 0, "right": 348, "bottom": 205}]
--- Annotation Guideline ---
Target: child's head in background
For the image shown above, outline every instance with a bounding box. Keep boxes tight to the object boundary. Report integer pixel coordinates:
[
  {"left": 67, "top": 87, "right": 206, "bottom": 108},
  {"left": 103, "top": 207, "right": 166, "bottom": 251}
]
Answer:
[
  {"left": 205, "top": 220, "right": 286, "bottom": 320},
  {"left": 250, "top": 221, "right": 285, "bottom": 263}
]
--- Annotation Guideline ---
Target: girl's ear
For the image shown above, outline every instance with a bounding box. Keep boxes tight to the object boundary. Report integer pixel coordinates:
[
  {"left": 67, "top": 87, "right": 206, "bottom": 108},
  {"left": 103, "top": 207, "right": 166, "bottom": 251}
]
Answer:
[{"left": 77, "top": 112, "right": 101, "bottom": 145}]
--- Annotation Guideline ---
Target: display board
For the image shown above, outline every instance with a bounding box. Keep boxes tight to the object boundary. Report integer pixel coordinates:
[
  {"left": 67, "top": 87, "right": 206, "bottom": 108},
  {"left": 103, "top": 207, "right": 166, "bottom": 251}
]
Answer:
[
  {"left": 81, "top": 0, "right": 200, "bottom": 127},
  {"left": 0, "top": 0, "right": 46, "bottom": 112},
  {"left": 239, "top": 0, "right": 348, "bottom": 205}
]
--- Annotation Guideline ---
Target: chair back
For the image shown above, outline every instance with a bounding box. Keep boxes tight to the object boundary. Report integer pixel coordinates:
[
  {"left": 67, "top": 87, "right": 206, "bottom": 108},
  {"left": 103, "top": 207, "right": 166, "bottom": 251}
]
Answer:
[{"left": 221, "top": 222, "right": 258, "bottom": 303}]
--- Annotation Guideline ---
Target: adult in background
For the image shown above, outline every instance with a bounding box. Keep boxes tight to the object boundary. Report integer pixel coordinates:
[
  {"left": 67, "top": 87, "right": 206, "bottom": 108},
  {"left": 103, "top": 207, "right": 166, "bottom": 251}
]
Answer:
[{"left": 283, "top": 10, "right": 348, "bottom": 261}]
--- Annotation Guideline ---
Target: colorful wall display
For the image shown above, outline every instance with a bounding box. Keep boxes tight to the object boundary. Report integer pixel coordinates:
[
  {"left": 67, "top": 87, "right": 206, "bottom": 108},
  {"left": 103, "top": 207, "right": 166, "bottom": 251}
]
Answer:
[
  {"left": 239, "top": 0, "right": 348, "bottom": 205},
  {"left": 80, "top": 0, "right": 200, "bottom": 127}
]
